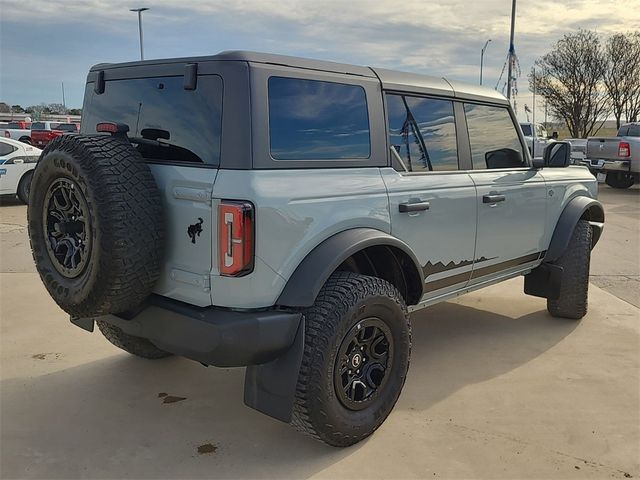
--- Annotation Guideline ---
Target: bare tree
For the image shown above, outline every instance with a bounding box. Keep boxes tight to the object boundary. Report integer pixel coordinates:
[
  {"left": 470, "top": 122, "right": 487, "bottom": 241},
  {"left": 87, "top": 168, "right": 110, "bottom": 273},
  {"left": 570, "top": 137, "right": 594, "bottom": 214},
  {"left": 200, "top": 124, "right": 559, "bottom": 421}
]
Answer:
[
  {"left": 604, "top": 32, "right": 640, "bottom": 128},
  {"left": 529, "top": 30, "right": 609, "bottom": 138},
  {"left": 622, "top": 32, "right": 640, "bottom": 123}
]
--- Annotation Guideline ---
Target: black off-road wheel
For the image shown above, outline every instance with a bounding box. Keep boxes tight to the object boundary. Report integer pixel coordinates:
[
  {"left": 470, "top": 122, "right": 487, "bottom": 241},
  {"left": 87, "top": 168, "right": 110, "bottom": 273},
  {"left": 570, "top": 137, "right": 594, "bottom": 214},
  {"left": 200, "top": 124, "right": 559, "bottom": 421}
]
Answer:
[
  {"left": 291, "top": 272, "right": 411, "bottom": 447},
  {"left": 605, "top": 172, "right": 634, "bottom": 189},
  {"left": 27, "top": 134, "right": 164, "bottom": 318},
  {"left": 17, "top": 171, "right": 33, "bottom": 204},
  {"left": 96, "top": 320, "right": 171, "bottom": 359},
  {"left": 547, "top": 220, "right": 592, "bottom": 320}
]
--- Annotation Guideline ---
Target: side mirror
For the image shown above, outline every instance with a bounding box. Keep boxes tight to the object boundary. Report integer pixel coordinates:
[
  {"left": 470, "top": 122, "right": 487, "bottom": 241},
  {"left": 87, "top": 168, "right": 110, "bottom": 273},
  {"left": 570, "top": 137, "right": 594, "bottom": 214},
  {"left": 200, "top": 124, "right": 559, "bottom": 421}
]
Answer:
[
  {"left": 543, "top": 141, "right": 571, "bottom": 168},
  {"left": 532, "top": 157, "right": 545, "bottom": 169}
]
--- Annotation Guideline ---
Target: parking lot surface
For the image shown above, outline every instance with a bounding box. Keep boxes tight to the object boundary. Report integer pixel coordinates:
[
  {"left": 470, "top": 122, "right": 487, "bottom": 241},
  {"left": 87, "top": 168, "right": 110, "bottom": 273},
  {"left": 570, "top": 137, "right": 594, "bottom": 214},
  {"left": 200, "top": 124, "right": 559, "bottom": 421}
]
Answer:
[{"left": 1, "top": 185, "right": 638, "bottom": 479}]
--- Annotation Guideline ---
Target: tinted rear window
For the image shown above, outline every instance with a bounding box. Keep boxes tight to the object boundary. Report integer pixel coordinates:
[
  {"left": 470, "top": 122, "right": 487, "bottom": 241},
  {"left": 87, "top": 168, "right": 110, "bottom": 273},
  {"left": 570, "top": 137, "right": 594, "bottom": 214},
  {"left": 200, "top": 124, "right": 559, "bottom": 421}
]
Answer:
[
  {"left": 31, "top": 122, "right": 45, "bottom": 130},
  {"left": 82, "top": 75, "right": 223, "bottom": 165},
  {"left": 57, "top": 124, "right": 78, "bottom": 132},
  {"left": 268, "top": 77, "right": 370, "bottom": 160}
]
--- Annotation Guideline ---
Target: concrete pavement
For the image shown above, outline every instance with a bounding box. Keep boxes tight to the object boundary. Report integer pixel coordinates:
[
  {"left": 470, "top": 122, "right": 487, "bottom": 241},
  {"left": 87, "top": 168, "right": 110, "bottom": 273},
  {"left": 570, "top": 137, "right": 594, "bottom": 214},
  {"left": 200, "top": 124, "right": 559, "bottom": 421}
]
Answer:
[{"left": 1, "top": 185, "right": 638, "bottom": 479}]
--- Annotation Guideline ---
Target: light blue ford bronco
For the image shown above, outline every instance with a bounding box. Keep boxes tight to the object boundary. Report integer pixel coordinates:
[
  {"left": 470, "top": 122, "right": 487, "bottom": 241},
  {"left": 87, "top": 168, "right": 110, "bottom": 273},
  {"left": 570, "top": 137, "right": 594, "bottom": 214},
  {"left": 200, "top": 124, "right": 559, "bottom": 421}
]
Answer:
[{"left": 27, "top": 51, "right": 604, "bottom": 447}]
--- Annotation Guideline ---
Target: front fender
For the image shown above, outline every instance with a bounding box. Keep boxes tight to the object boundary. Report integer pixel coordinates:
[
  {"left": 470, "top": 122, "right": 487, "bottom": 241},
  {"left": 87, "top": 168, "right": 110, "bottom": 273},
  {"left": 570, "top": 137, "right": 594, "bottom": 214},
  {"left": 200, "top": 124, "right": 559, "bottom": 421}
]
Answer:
[
  {"left": 276, "top": 228, "right": 423, "bottom": 307},
  {"left": 544, "top": 195, "right": 604, "bottom": 262}
]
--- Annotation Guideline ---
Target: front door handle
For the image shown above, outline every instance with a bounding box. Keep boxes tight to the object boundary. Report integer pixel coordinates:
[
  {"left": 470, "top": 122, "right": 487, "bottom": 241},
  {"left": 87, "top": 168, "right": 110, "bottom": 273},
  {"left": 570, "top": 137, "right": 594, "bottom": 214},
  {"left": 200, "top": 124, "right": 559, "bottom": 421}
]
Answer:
[
  {"left": 399, "top": 200, "right": 430, "bottom": 213},
  {"left": 483, "top": 194, "right": 506, "bottom": 204}
]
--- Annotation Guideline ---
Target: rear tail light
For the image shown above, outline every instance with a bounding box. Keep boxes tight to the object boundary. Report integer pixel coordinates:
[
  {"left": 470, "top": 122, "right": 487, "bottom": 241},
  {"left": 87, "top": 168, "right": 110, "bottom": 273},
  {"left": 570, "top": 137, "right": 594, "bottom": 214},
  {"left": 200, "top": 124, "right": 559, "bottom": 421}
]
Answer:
[
  {"left": 218, "top": 201, "right": 254, "bottom": 277},
  {"left": 618, "top": 141, "right": 631, "bottom": 157},
  {"left": 3, "top": 131, "right": 9, "bottom": 138}
]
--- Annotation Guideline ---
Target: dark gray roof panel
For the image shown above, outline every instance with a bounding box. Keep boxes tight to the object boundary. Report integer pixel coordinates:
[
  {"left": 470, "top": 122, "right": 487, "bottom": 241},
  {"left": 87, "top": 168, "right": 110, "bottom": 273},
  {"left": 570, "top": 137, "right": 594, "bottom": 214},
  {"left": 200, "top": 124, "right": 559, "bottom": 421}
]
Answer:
[
  {"left": 89, "top": 50, "right": 508, "bottom": 104},
  {"left": 215, "top": 51, "right": 376, "bottom": 77},
  {"left": 444, "top": 78, "right": 509, "bottom": 105},
  {"left": 90, "top": 50, "right": 376, "bottom": 78},
  {"left": 370, "top": 67, "right": 454, "bottom": 97}
]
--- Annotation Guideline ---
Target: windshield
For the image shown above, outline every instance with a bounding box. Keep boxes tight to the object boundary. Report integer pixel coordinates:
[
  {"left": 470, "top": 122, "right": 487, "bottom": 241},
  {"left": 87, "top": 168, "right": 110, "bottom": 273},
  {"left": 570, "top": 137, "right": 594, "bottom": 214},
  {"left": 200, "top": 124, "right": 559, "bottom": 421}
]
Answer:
[
  {"left": 81, "top": 75, "right": 223, "bottom": 165},
  {"left": 519, "top": 124, "right": 532, "bottom": 136}
]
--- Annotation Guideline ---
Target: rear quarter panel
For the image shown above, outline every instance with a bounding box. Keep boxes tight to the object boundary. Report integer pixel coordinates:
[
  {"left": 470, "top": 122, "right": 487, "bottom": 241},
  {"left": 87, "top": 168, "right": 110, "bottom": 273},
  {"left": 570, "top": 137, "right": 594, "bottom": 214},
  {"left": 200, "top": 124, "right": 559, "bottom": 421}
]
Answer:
[{"left": 210, "top": 168, "right": 390, "bottom": 308}]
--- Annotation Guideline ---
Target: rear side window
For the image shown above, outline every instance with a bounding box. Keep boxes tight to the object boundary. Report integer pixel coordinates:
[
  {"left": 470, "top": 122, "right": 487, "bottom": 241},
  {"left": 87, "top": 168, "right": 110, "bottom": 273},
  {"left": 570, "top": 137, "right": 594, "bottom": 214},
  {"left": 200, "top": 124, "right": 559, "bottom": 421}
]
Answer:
[
  {"left": 82, "top": 75, "right": 223, "bottom": 165},
  {"left": 464, "top": 104, "right": 525, "bottom": 169},
  {"left": 621, "top": 124, "right": 640, "bottom": 136},
  {"left": 268, "top": 77, "right": 370, "bottom": 160},
  {"left": 387, "top": 94, "right": 458, "bottom": 172},
  {"left": 0, "top": 141, "right": 17, "bottom": 156}
]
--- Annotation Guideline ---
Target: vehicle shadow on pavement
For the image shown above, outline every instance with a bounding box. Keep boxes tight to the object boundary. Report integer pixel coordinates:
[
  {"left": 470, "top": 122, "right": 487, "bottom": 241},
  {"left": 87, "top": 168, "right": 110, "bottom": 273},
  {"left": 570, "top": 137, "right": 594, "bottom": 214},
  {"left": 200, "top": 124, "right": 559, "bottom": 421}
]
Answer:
[
  {"left": 0, "top": 301, "right": 578, "bottom": 479},
  {"left": 399, "top": 301, "right": 579, "bottom": 412}
]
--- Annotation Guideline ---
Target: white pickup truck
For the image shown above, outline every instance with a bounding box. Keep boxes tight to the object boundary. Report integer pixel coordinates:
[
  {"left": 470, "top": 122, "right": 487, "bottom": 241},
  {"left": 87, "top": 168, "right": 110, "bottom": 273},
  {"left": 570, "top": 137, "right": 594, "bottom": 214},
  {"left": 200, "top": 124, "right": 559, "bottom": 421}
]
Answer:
[
  {"left": 585, "top": 122, "right": 640, "bottom": 189},
  {"left": 3, "top": 121, "right": 32, "bottom": 144},
  {"left": 519, "top": 122, "right": 554, "bottom": 158}
]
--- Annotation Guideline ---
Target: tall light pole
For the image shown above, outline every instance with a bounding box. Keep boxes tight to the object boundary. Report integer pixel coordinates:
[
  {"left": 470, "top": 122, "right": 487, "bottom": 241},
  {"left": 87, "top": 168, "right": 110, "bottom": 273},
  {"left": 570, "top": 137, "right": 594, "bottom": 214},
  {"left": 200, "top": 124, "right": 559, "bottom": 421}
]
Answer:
[
  {"left": 130, "top": 7, "right": 149, "bottom": 60},
  {"left": 506, "top": 0, "right": 517, "bottom": 100},
  {"left": 480, "top": 39, "right": 491, "bottom": 86}
]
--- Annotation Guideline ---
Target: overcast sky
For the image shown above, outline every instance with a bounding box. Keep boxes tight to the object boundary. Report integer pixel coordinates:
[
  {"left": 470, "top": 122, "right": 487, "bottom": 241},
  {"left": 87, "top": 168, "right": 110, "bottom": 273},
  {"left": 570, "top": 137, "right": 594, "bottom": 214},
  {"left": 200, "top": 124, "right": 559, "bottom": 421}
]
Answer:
[{"left": 1, "top": 0, "right": 639, "bottom": 121}]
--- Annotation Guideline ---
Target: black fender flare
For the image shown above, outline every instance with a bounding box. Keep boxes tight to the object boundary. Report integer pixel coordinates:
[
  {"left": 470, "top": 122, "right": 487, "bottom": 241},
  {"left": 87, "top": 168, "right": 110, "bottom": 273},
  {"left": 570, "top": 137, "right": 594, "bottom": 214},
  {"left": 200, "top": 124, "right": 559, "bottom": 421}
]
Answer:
[
  {"left": 544, "top": 196, "right": 604, "bottom": 263},
  {"left": 276, "top": 228, "right": 424, "bottom": 307}
]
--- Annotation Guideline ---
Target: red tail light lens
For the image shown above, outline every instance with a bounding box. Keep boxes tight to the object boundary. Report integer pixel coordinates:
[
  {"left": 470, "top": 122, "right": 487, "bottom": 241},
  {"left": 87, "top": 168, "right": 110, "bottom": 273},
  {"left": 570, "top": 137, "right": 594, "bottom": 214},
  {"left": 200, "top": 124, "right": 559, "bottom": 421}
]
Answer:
[
  {"left": 218, "top": 201, "right": 254, "bottom": 277},
  {"left": 4, "top": 131, "right": 9, "bottom": 138},
  {"left": 618, "top": 141, "right": 631, "bottom": 157}
]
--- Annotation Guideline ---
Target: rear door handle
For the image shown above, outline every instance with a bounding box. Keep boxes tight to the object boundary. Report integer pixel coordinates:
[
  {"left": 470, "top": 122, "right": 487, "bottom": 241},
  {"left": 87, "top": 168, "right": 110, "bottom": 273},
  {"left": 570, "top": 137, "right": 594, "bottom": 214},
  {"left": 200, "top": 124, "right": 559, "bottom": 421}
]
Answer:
[
  {"left": 399, "top": 200, "right": 430, "bottom": 213},
  {"left": 483, "top": 194, "right": 506, "bottom": 204}
]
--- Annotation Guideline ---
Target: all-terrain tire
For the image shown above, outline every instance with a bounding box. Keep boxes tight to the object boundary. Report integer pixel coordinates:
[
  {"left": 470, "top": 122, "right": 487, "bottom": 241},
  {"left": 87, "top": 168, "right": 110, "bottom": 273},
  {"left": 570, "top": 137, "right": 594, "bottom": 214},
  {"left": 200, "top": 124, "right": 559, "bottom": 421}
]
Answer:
[
  {"left": 547, "top": 220, "right": 592, "bottom": 320},
  {"left": 291, "top": 272, "right": 411, "bottom": 447},
  {"left": 17, "top": 171, "right": 33, "bottom": 204},
  {"left": 605, "top": 172, "right": 634, "bottom": 189},
  {"left": 96, "top": 320, "right": 171, "bottom": 359},
  {"left": 27, "top": 134, "right": 164, "bottom": 317}
]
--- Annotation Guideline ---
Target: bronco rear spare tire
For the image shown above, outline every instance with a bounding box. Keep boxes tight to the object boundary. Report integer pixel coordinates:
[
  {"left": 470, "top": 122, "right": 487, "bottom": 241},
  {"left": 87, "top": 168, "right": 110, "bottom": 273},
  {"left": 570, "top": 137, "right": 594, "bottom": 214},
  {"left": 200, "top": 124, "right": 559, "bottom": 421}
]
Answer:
[{"left": 27, "top": 134, "right": 164, "bottom": 317}]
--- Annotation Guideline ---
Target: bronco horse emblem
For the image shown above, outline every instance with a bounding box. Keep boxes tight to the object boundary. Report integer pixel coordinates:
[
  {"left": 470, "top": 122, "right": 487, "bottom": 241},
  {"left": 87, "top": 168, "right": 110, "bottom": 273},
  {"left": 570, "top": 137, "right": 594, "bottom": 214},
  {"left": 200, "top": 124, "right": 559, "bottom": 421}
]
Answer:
[{"left": 187, "top": 218, "right": 204, "bottom": 244}]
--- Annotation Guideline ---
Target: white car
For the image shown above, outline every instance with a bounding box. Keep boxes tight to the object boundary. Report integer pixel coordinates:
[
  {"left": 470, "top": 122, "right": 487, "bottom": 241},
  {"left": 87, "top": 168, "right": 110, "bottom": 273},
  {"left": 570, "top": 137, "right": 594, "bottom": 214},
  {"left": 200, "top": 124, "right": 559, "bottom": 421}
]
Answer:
[{"left": 0, "top": 137, "right": 42, "bottom": 203}]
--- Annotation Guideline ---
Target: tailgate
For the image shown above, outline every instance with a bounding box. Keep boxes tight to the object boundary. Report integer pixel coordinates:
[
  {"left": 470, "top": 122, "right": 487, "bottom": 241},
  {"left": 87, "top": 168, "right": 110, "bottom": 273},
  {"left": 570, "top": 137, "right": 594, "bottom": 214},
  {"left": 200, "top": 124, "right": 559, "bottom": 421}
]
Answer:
[{"left": 587, "top": 137, "right": 621, "bottom": 160}]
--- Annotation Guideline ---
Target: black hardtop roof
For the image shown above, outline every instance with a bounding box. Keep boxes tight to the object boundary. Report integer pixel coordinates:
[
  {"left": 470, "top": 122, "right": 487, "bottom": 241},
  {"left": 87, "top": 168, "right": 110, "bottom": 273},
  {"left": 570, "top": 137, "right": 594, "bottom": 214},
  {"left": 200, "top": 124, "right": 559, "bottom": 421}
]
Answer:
[{"left": 90, "top": 50, "right": 508, "bottom": 104}]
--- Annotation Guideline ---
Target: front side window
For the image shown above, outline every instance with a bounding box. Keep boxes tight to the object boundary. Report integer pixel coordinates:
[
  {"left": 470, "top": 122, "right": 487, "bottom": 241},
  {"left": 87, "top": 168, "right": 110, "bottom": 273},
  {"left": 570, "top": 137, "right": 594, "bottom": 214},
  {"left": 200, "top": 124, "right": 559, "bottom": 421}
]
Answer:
[
  {"left": 387, "top": 95, "right": 458, "bottom": 172},
  {"left": 520, "top": 124, "right": 532, "bottom": 136},
  {"left": 268, "top": 77, "right": 370, "bottom": 160},
  {"left": 465, "top": 104, "right": 525, "bottom": 169}
]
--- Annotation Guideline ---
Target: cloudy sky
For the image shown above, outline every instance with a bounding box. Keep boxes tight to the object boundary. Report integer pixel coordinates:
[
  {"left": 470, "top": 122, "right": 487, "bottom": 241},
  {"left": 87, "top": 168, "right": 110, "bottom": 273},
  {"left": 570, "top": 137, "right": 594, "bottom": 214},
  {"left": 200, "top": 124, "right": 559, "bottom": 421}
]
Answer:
[{"left": 1, "top": 0, "right": 639, "bottom": 121}]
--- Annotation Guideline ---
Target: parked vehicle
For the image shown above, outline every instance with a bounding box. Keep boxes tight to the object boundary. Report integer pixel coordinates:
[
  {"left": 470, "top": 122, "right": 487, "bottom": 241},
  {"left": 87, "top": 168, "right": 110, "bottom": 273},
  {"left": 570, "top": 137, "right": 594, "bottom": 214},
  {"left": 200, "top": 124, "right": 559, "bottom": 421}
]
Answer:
[
  {"left": 27, "top": 51, "right": 604, "bottom": 447},
  {"left": 56, "top": 123, "right": 80, "bottom": 133},
  {"left": 565, "top": 138, "right": 587, "bottom": 164},
  {"left": 4, "top": 122, "right": 32, "bottom": 145},
  {"left": 585, "top": 123, "right": 640, "bottom": 188},
  {"left": 30, "top": 121, "right": 63, "bottom": 149},
  {"left": 519, "top": 122, "right": 554, "bottom": 158},
  {"left": 0, "top": 137, "right": 41, "bottom": 203}
]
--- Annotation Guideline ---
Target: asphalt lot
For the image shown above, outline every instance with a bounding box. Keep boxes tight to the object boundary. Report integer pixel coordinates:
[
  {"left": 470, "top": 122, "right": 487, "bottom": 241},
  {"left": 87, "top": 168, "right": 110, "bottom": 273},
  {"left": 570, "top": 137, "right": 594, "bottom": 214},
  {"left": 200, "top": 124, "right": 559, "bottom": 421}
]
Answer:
[{"left": 1, "top": 184, "right": 638, "bottom": 479}]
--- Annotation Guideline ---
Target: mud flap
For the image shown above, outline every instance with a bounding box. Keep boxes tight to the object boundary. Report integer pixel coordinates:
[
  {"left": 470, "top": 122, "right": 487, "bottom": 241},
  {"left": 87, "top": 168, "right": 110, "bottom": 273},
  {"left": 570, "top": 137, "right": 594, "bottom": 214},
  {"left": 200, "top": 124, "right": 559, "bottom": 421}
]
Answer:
[
  {"left": 524, "top": 263, "right": 564, "bottom": 300},
  {"left": 243, "top": 316, "right": 305, "bottom": 423}
]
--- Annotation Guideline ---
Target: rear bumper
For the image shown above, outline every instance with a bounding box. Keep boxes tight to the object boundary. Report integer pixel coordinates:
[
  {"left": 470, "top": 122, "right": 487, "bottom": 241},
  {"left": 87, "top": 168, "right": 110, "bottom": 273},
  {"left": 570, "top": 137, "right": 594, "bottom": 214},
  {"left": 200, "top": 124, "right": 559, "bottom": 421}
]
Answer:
[
  {"left": 583, "top": 158, "right": 637, "bottom": 174},
  {"left": 75, "top": 295, "right": 302, "bottom": 367}
]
